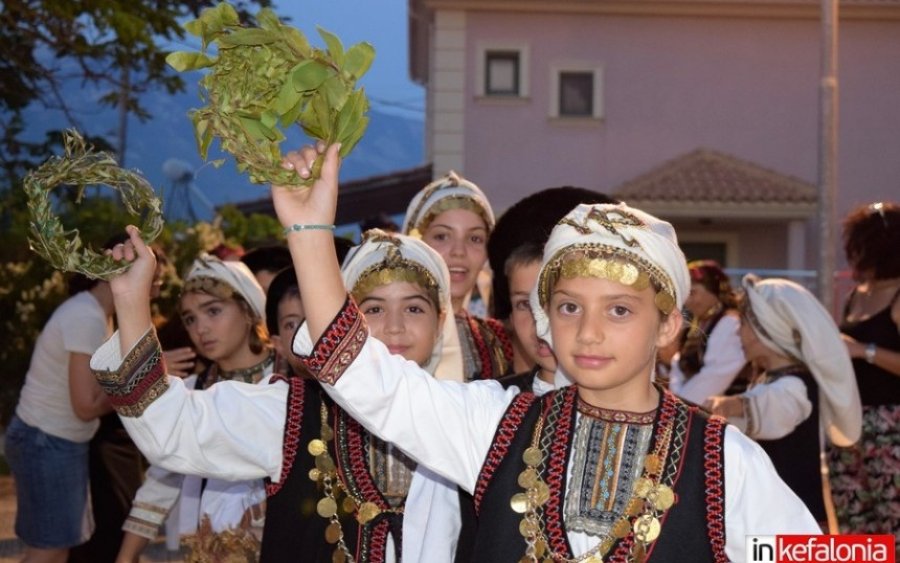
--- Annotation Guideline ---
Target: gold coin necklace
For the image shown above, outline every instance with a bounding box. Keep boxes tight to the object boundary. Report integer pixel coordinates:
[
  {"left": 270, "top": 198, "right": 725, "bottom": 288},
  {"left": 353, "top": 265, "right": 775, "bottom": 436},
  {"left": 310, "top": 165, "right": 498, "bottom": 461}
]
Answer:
[
  {"left": 511, "top": 391, "right": 677, "bottom": 563},
  {"left": 308, "top": 404, "right": 404, "bottom": 562}
]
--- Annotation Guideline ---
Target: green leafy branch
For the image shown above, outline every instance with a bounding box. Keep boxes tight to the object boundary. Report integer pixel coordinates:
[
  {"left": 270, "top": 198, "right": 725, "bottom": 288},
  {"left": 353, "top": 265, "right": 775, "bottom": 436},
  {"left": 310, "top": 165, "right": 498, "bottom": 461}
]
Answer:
[{"left": 166, "top": 2, "right": 374, "bottom": 187}]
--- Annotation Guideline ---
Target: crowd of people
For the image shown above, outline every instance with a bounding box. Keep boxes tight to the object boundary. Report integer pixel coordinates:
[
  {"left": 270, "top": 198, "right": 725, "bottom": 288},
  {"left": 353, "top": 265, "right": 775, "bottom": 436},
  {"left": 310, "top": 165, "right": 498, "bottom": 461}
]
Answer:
[{"left": 6, "top": 142, "right": 898, "bottom": 562}]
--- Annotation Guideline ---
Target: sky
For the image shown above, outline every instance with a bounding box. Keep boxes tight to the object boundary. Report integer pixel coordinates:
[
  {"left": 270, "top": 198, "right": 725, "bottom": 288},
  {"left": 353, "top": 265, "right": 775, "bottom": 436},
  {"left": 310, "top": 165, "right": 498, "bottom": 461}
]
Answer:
[{"left": 273, "top": 0, "right": 425, "bottom": 119}]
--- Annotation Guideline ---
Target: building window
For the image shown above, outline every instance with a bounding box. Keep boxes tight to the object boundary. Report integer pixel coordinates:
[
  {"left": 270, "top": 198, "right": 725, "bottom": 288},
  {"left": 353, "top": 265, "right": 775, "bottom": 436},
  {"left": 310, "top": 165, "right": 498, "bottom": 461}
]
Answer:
[
  {"left": 549, "top": 64, "right": 603, "bottom": 120},
  {"left": 559, "top": 72, "right": 593, "bottom": 116},
  {"left": 485, "top": 51, "right": 520, "bottom": 96},
  {"left": 476, "top": 43, "right": 530, "bottom": 99}
]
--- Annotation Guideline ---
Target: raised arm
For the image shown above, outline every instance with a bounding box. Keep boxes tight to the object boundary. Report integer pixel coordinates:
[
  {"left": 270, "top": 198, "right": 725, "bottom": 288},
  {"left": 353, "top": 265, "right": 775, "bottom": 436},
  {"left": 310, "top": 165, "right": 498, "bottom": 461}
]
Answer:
[{"left": 272, "top": 142, "right": 346, "bottom": 344}]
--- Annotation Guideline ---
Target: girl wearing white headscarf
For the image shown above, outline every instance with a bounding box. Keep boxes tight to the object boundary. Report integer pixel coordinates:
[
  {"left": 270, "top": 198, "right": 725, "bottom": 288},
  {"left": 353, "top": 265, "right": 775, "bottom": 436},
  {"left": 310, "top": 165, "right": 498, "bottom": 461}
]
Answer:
[
  {"left": 403, "top": 171, "right": 513, "bottom": 381},
  {"left": 705, "top": 275, "right": 862, "bottom": 529},
  {"left": 115, "top": 254, "right": 273, "bottom": 563},
  {"left": 89, "top": 231, "right": 465, "bottom": 562}
]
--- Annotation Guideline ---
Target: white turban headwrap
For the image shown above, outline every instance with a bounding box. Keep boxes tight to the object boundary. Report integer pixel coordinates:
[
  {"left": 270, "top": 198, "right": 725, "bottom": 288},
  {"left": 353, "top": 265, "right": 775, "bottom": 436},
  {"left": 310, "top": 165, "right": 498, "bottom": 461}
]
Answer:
[
  {"left": 741, "top": 275, "right": 862, "bottom": 447},
  {"left": 184, "top": 254, "right": 267, "bottom": 324},
  {"left": 527, "top": 203, "right": 690, "bottom": 389},
  {"left": 402, "top": 171, "right": 496, "bottom": 237},
  {"left": 340, "top": 230, "right": 464, "bottom": 381}
]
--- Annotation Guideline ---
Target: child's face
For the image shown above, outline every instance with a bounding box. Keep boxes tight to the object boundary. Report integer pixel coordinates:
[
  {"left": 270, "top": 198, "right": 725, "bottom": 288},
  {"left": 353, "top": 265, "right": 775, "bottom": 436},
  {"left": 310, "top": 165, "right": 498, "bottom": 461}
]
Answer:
[
  {"left": 738, "top": 316, "right": 770, "bottom": 364},
  {"left": 273, "top": 293, "right": 307, "bottom": 373},
  {"left": 548, "top": 276, "right": 680, "bottom": 402},
  {"left": 180, "top": 292, "right": 253, "bottom": 365},
  {"left": 359, "top": 281, "right": 441, "bottom": 367},
  {"left": 421, "top": 208, "right": 488, "bottom": 304},
  {"left": 508, "top": 260, "right": 556, "bottom": 373}
]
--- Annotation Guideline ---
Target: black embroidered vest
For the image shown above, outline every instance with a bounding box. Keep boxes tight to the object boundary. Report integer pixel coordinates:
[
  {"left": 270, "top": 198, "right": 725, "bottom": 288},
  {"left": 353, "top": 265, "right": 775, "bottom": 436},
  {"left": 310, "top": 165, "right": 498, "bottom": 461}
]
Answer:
[
  {"left": 678, "top": 309, "right": 752, "bottom": 396},
  {"left": 755, "top": 369, "right": 826, "bottom": 522},
  {"left": 261, "top": 377, "right": 335, "bottom": 563},
  {"left": 262, "top": 376, "right": 409, "bottom": 563},
  {"left": 466, "top": 387, "right": 728, "bottom": 563}
]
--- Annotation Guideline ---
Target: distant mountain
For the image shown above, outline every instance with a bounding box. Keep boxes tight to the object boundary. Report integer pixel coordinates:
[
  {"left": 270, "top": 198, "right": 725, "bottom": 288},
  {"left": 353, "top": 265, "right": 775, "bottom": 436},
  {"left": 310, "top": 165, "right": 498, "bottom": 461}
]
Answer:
[{"left": 24, "top": 84, "right": 425, "bottom": 221}]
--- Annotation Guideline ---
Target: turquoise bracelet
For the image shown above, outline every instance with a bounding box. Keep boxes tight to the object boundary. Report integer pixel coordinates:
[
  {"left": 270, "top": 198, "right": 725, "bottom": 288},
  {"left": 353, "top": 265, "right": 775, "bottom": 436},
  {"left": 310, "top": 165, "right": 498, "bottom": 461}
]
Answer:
[{"left": 283, "top": 223, "right": 335, "bottom": 235}]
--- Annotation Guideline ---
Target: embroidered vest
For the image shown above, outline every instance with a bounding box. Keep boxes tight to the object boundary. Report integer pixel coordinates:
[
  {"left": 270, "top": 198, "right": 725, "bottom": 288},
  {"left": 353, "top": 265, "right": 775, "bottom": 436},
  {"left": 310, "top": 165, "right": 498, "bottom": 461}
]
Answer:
[
  {"left": 457, "top": 312, "right": 514, "bottom": 381},
  {"left": 261, "top": 377, "right": 335, "bottom": 563},
  {"left": 262, "top": 376, "right": 407, "bottom": 563},
  {"left": 755, "top": 369, "right": 826, "bottom": 522},
  {"left": 468, "top": 388, "right": 728, "bottom": 563}
]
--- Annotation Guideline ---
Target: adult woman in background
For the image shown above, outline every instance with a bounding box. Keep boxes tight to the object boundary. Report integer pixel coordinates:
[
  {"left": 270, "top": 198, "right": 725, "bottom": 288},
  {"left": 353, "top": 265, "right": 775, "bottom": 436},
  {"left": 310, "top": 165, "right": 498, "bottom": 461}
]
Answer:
[
  {"left": 402, "top": 172, "right": 513, "bottom": 381},
  {"left": 5, "top": 258, "right": 117, "bottom": 563},
  {"left": 668, "top": 260, "right": 751, "bottom": 403},
  {"left": 829, "top": 201, "right": 900, "bottom": 542}
]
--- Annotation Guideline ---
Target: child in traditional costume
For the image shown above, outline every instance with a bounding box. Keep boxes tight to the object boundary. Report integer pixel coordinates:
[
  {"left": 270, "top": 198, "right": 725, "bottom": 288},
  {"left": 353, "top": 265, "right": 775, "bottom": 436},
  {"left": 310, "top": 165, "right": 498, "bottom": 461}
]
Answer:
[
  {"left": 91, "top": 226, "right": 465, "bottom": 562},
  {"left": 115, "top": 255, "right": 273, "bottom": 562},
  {"left": 268, "top": 143, "right": 821, "bottom": 562},
  {"left": 705, "top": 275, "right": 862, "bottom": 530},
  {"left": 402, "top": 171, "right": 513, "bottom": 380}
]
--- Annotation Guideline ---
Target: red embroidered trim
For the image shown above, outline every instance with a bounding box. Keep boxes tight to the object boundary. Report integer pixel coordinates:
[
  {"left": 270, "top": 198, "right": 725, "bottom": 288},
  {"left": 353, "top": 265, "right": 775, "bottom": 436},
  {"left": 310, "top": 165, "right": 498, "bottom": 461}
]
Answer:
[
  {"left": 265, "top": 377, "right": 305, "bottom": 496},
  {"left": 703, "top": 415, "right": 728, "bottom": 563},
  {"left": 367, "top": 518, "right": 391, "bottom": 563},
  {"left": 108, "top": 359, "right": 166, "bottom": 410},
  {"left": 339, "top": 408, "right": 391, "bottom": 511},
  {"left": 484, "top": 316, "right": 514, "bottom": 371},
  {"left": 543, "top": 386, "right": 577, "bottom": 556},
  {"left": 299, "top": 296, "right": 368, "bottom": 385},
  {"left": 472, "top": 391, "right": 539, "bottom": 514}
]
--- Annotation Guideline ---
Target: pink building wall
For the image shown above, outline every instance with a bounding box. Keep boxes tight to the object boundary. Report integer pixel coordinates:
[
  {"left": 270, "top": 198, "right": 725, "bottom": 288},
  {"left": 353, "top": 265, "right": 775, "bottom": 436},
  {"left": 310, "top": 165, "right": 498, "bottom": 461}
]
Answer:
[{"left": 457, "top": 12, "right": 900, "bottom": 260}]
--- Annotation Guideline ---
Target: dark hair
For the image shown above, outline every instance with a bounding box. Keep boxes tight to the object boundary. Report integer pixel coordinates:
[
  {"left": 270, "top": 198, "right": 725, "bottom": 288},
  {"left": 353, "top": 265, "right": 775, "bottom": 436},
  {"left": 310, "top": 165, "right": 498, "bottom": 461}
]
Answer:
[
  {"left": 687, "top": 259, "right": 738, "bottom": 309},
  {"left": 503, "top": 242, "right": 544, "bottom": 279},
  {"left": 360, "top": 213, "right": 399, "bottom": 234},
  {"left": 265, "top": 267, "right": 299, "bottom": 336},
  {"left": 67, "top": 232, "right": 131, "bottom": 295},
  {"left": 487, "top": 187, "right": 618, "bottom": 319},
  {"left": 843, "top": 202, "right": 900, "bottom": 279},
  {"left": 240, "top": 245, "right": 292, "bottom": 275},
  {"left": 264, "top": 236, "right": 354, "bottom": 335}
]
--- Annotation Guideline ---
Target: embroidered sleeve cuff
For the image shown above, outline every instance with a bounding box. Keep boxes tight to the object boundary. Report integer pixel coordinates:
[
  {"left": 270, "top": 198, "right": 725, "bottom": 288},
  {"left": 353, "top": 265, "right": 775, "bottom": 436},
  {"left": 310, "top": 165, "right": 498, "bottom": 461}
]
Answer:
[
  {"left": 122, "top": 501, "right": 167, "bottom": 539},
  {"left": 92, "top": 327, "right": 169, "bottom": 417},
  {"left": 293, "top": 295, "right": 368, "bottom": 385}
]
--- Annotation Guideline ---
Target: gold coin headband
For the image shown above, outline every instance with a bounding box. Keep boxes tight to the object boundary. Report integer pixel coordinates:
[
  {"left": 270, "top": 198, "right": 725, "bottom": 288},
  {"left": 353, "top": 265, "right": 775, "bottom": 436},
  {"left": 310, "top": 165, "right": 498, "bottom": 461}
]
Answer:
[
  {"left": 181, "top": 275, "right": 237, "bottom": 302},
  {"left": 24, "top": 129, "right": 164, "bottom": 281},
  {"left": 166, "top": 2, "right": 373, "bottom": 187},
  {"left": 538, "top": 244, "right": 677, "bottom": 315},
  {"left": 351, "top": 265, "right": 441, "bottom": 312}
]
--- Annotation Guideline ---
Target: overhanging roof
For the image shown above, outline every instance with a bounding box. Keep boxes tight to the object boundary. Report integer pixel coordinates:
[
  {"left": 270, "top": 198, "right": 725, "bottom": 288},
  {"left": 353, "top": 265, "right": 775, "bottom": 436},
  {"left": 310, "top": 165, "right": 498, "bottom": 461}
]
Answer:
[
  {"left": 230, "top": 164, "right": 433, "bottom": 225},
  {"left": 613, "top": 148, "right": 817, "bottom": 219}
]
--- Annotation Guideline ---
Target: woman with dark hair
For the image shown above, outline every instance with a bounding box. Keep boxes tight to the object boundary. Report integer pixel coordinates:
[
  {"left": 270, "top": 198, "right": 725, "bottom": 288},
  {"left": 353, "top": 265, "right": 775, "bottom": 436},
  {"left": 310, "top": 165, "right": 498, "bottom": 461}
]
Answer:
[
  {"left": 668, "top": 260, "right": 751, "bottom": 403},
  {"left": 829, "top": 201, "right": 900, "bottom": 542}
]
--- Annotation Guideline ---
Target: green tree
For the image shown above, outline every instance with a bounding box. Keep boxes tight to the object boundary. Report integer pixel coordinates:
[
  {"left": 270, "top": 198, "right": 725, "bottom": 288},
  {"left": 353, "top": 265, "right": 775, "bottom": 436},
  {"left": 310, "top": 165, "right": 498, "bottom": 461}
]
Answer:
[{"left": 0, "top": 0, "right": 271, "bottom": 179}]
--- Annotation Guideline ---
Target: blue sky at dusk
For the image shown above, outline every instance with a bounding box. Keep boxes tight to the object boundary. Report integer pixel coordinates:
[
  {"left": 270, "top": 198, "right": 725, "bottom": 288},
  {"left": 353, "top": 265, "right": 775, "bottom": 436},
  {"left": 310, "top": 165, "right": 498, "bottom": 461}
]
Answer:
[{"left": 275, "top": 0, "right": 425, "bottom": 119}]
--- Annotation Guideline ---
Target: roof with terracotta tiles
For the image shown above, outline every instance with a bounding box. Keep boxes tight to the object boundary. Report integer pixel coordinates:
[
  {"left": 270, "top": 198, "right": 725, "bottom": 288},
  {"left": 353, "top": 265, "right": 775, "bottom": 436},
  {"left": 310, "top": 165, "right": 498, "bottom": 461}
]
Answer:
[{"left": 613, "top": 148, "right": 817, "bottom": 206}]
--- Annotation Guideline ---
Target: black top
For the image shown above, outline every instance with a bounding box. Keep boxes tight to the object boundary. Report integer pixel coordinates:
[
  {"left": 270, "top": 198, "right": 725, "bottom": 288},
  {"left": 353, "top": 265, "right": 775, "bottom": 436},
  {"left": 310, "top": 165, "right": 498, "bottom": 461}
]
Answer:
[
  {"left": 840, "top": 288, "right": 900, "bottom": 406},
  {"left": 755, "top": 369, "right": 826, "bottom": 522}
]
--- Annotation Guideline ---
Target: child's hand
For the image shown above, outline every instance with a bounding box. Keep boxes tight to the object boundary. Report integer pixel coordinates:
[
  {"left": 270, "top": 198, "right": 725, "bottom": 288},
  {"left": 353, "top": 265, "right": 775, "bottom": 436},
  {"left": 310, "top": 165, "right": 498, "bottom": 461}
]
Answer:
[
  {"left": 272, "top": 142, "right": 341, "bottom": 231},
  {"left": 105, "top": 225, "right": 158, "bottom": 306}
]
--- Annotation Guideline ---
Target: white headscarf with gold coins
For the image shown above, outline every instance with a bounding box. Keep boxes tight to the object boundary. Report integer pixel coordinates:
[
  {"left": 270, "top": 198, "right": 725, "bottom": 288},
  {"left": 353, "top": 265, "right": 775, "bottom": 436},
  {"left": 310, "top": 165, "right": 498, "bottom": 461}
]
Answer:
[
  {"left": 341, "top": 229, "right": 464, "bottom": 381},
  {"left": 401, "top": 171, "right": 496, "bottom": 238}
]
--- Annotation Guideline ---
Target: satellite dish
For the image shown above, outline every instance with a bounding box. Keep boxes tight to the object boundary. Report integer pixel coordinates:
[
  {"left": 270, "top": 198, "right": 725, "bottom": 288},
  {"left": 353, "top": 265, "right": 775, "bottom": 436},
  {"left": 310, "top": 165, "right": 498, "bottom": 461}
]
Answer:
[
  {"left": 161, "top": 158, "right": 213, "bottom": 221},
  {"left": 162, "top": 158, "right": 195, "bottom": 183}
]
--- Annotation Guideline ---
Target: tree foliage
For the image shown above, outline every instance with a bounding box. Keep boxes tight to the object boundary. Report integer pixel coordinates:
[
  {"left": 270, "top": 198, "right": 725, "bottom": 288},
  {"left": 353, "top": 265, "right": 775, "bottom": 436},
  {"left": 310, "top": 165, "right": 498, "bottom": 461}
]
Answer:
[{"left": 0, "top": 0, "right": 271, "bottom": 183}]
